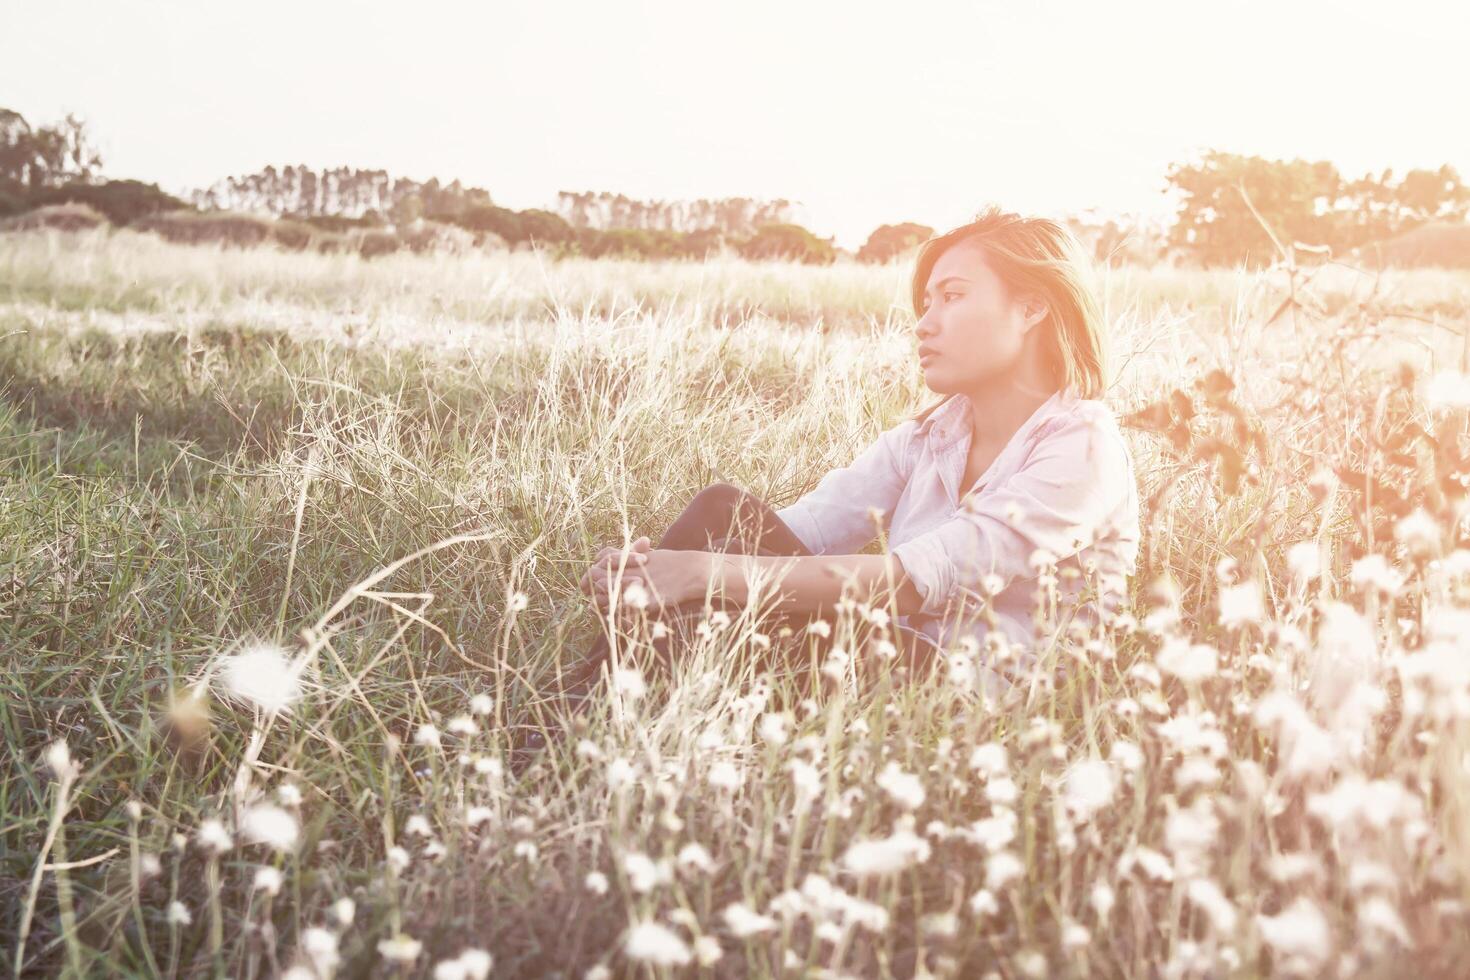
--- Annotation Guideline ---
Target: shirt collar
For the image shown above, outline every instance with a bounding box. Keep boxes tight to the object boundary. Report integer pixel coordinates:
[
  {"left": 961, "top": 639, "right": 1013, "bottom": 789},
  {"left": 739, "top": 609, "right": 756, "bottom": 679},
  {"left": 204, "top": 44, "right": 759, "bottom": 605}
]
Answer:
[{"left": 914, "top": 394, "right": 967, "bottom": 443}]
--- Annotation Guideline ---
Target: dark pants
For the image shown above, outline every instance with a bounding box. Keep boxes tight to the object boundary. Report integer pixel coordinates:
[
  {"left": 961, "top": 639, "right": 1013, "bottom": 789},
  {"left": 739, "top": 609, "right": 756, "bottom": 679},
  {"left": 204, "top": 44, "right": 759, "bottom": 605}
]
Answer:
[{"left": 555, "top": 482, "right": 935, "bottom": 708}]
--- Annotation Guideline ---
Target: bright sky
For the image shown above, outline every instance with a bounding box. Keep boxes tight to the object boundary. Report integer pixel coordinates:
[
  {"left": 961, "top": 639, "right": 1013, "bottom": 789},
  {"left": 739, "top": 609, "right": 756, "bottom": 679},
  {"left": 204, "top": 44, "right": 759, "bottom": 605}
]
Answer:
[{"left": 3, "top": 0, "right": 1466, "bottom": 249}]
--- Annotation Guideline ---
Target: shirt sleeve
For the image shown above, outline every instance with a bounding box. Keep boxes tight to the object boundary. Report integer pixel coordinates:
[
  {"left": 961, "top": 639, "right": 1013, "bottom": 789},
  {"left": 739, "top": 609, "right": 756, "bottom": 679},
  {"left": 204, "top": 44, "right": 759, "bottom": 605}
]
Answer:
[
  {"left": 773, "top": 419, "right": 916, "bottom": 555},
  {"left": 889, "top": 408, "right": 1134, "bottom": 618}
]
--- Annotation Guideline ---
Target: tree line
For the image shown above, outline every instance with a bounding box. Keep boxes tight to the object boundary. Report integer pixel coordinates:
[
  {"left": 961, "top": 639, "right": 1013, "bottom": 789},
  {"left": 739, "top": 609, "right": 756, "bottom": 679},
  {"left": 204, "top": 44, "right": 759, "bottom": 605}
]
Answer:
[
  {"left": 1165, "top": 150, "right": 1470, "bottom": 266},
  {"left": 2, "top": 107, "right": 1466, "bottom": 267}
]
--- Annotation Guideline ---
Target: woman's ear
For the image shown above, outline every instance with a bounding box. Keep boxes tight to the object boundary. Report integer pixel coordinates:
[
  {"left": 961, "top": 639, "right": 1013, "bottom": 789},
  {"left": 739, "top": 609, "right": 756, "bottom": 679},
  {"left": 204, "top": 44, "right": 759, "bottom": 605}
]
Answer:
[{"left": 1019, "top": 294, "right": 1049, "bottom": 333}]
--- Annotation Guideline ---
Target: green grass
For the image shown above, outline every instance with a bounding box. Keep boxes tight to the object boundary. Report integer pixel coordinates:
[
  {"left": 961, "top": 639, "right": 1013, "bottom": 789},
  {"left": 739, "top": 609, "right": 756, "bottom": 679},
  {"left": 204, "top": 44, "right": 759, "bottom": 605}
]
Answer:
[{"left": 3, "top": 227, "right": 1470, "bottom": 978}]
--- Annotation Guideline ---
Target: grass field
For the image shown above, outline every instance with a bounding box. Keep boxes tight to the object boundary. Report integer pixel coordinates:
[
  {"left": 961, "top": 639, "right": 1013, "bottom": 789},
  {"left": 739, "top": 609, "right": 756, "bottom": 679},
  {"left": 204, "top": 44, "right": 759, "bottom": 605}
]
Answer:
[{"left": 4, "top": 227, "right": 1470, "bottom": 978}]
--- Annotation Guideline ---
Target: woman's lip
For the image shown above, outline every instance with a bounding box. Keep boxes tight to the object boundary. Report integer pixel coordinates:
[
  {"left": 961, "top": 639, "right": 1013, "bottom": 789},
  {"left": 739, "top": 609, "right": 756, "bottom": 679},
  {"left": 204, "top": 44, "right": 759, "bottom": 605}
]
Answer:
[{"left": 920, "top": 352, "right": 938, "bottom": 365}]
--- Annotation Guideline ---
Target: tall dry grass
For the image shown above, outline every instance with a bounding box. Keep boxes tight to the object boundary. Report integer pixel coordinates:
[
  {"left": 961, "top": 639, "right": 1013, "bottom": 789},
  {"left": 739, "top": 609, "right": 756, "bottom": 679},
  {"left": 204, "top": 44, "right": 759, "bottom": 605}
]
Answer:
[{"left": 2, "top": 227, "right": 1470, "bottom": 978}]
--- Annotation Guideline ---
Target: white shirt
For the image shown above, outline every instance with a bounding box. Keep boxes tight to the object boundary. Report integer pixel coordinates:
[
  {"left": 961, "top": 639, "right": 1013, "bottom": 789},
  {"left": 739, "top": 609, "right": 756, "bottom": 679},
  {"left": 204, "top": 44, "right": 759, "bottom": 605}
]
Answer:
[{"left": 775, "top": 387, "right": 1140, "bottom": 675}]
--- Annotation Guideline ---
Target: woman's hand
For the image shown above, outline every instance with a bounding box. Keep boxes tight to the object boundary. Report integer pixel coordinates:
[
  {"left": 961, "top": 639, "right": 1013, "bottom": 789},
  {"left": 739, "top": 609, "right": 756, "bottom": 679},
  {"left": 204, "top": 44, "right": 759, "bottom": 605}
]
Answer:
[
  {"left": 583, "top": 542, "right": 710, "bottom": 618},
  {"left": 579, "top": 536, "right": 652, "bottom": 601}
]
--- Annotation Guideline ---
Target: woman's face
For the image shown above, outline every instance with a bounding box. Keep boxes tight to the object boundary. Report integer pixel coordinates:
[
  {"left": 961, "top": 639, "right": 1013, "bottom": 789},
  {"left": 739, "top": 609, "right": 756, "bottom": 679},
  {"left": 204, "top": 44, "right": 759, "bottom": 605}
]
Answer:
[{"left": 914, "top": 240, "right": 1047, "bottom": 394}]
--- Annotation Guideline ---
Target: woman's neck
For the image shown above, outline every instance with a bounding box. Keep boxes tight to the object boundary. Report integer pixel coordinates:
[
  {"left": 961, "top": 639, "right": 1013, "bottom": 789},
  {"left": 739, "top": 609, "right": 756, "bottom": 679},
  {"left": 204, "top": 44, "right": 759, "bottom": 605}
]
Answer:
[{"left": 963, "top": 380, "right": 1060, "bottom": 446}]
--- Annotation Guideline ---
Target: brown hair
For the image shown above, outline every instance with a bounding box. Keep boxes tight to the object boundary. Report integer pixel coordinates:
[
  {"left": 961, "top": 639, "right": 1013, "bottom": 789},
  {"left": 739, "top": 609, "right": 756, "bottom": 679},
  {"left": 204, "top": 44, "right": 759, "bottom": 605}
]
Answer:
[{"left": 907, "top": 204, "right": 1110, "bottom": 425}]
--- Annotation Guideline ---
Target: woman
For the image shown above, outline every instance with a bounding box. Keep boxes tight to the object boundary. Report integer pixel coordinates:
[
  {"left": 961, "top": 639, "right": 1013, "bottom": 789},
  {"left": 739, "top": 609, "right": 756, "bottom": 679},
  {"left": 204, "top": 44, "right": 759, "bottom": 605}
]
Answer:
[{"left": 570, "top": 204, "right": 1140, "bottom": 709}]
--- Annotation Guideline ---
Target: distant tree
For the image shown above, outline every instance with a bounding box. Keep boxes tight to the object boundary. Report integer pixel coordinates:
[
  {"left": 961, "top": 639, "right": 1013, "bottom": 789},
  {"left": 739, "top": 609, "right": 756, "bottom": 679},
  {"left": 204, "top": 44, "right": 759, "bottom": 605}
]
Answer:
[
  {"left": 453, "top": 204, "right": 522, "bottom": 243},
  {"left": 0, "top": 107, "right": 103, "bottom": 189},
  {"left": 389, "top": 193, "right": 423, "bottom": 227},
  {"left": 192, "top": 165, "right": 493, "bottom": 221},
  {"left": 736, "top": 223, "right": 836, "bottom": 264},
  {"left": 30, "top": 179, "right": 187, "bottom": 225},
  {"left": 515, "top": 208, "right": 576, "bottom": 246},
  {"left": 857, "top": 222, "right": 934, "bottom": 263},
  {"left": 1166, "top": 150, "right": 1470, "bottom": 266},
  {"left": 554, "top": 190, "right": 797, "bottom": 237},
  {"left": 1165, "top": 151, "right": 1344, "bottom": 267}
]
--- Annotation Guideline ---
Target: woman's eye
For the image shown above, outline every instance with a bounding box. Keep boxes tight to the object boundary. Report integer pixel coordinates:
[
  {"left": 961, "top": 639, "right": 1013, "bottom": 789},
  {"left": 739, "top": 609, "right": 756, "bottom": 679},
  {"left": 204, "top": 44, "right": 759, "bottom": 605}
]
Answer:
[{"left": 943, "top": 292, "right": 962, "bottom": 302}]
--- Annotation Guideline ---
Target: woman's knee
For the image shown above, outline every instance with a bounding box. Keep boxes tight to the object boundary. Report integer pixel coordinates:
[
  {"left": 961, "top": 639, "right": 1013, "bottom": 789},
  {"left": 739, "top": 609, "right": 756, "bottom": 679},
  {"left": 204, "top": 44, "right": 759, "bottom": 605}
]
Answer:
[
  {"left": 689, "top": 482, "right": 747, "bottom": 514},
  {"left": 685, "top": 482, "right": 754, "bottom": 531}
]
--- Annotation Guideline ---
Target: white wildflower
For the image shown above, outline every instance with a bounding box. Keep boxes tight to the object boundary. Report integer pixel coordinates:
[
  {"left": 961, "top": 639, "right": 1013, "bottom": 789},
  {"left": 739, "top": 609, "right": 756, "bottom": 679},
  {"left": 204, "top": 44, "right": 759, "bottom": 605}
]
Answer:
[
  {"left": 1119, "top": 845, "right": 1174, "bottom": 883},
  {"left": 1350, "top": 554, "right": 1404, "bottom": 596},
  {"left": 377, "top": 933, "right": 423, "bottom": 964},
  {"left": 622, "top": 851, "right": 672, "bottom": 893},
  {"left": 985, "top": 850, "right": 1025, "bottom": 890},
  {"left": 196, "top": 818, "right": 233, "bottom": 855},
  {"left": 1062, "top": 759, "right": 1117, "bottom": 823},
  {"left": 1186, "top": 878, "right": 1238, "bottom": 934},
  {"left": 1110, "top": 740, "right": 1144, "bottom": 772},
  {"left": 840, "top": 822, "right": 932, "bottom": 876},
  {"left": 723, "top": 902, "right": 777, "bottom": 937},
  {"left": 252, "top": 866, "right": 284, "bottom": 897},
  {"left": 676, "top": 842, "right": 715, "bottom": 874},
  {"left": 446, "top": 714, "right": 478, "bottom": 736},
  {"left": 623, "top": 921, "right": 692, "bottom": 966},
  {"left": 758, "top": 712, "right": 791, "bottom": 746},
  {"left": 1358, "top": 896, "right": 1412, "bottom": 948},
  {"left": 414, "top": 723, "right": 443, "bottom": 750},
  {"left": 1426, "top": 371, "right": 1470, "bottom": 410},
  {"left": 1218, "top": 580, "right": 1264, "bottom": 627},
  {"left": 434, "top": 949, "right": 493, "bottom": 980},
  {"left": 1015, "top": 949, "right": 1048, "bottom": 978},
  {"left": 44, "top": 740, "right": 79, "bottom": 781},
  {"left": 707, "top": 760, "right": 743, "bottom": 791},
  {"left": 970, "top": 746, "right": 1005, "bottom": 775},
  {"left": 620, "top": 580, "right": 651, "bottom": 610},
  {"left": 167, "top": 900, "right": 192, "bottom": 926},
  {"left": 985, "top": 775, "right": 1019, "bottom": 806},
  {"left": 876, "top": 761, "right": 926, "bottom": 810},
  {"left": 1395, "top": 509, "right": 1441, "bottom": 557},
  {"left": 789, "top": 758, "right": 821, "bottom": 805},
  {"left": 968, "top": 808, "right": 1018, "bottom": 852},
  {"left": 611, "top": 666, "right": 646, "bottom": 700},
  {"left": 969, "top": 888, "right": 1000, "bottom": 918},
  {"left": 220, "top": 643, "right": 303, "bottom": 714},
  {"left": 606, "top": 757, "right": 636, "bottom": 791},
  {"left": 240, "top": 803, "right": 299, "bottom": 852},
  {"left": 1256, "top": 897, "right": 1331, "bottom": 967},
  {"left": 1061, "top": 919, "right": 1091, "bottom": 952},
  {"left": 303, "top": 927, "right": 340, "bottom": 974},
  {"left": 1157, "top": 636, "right": 1218, "bottom": 683},
  {"left": 1287, "top": 541, "right": 1321, "bottom": 584}
]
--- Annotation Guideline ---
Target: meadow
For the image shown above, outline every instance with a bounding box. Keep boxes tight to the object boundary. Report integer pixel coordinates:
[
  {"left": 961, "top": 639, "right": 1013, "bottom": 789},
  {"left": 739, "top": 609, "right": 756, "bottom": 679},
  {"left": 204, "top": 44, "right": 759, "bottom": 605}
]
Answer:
[{"left": 3, "top": 227, "right": 1470, "bottom": 978}]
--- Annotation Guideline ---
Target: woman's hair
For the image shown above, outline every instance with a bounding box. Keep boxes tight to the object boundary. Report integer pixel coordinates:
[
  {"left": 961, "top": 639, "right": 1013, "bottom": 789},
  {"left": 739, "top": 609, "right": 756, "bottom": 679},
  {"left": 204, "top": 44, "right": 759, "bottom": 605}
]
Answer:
[{"left": 907, "top": 204, "right": 1110, "bottom": 425}]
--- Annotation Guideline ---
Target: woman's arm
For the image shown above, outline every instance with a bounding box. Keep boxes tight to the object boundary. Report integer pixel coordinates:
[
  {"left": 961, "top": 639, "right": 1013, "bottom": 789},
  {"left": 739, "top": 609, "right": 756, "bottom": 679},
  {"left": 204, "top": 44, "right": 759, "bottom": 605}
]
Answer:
[
  {"left": 588, "top": 548, "right": 926, "bottom": 621},
  {"left": 704, "top": 551, "right": 927, "bottom": 619},
  {"left": 773, "top": 419, "right": 916, "bottom": 555}
]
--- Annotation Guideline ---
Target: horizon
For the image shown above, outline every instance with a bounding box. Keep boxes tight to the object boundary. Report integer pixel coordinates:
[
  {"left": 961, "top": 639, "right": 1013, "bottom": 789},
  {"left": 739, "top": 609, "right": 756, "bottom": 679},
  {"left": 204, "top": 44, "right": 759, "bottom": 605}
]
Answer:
[{"left": 4, "top": 0, "right": 1467, "bottom": 250}]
